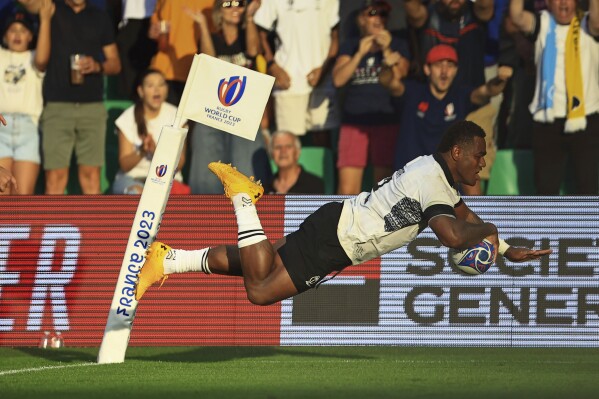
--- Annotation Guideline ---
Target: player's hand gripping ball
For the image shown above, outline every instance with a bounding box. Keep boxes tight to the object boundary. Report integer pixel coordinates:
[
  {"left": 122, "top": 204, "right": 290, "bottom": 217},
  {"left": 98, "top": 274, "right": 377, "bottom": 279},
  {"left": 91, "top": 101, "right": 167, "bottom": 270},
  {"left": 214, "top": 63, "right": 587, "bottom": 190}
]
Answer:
[{"left": 450, "top": 239, "right": 496, "bottom": 275}]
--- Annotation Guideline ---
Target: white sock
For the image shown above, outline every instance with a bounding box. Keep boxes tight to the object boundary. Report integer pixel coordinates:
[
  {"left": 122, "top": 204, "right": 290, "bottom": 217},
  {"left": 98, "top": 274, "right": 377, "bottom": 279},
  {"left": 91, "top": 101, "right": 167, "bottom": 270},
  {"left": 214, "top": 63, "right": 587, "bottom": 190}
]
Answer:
[
  {"left": 232, "top": 193, "right": 267, "bottom": 248},
  {"left": 163, "top": 247, "right": 211, "bottom": 274}
]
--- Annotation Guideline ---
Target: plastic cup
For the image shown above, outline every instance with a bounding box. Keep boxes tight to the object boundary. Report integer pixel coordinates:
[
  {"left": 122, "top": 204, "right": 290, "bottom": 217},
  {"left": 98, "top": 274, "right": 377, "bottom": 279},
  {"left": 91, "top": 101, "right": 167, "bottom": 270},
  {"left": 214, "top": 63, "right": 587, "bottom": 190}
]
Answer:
[
  {"left": 70, "top": 54, "right": 84, "bottom": 85},
  {"left": 158, "top": 20, "right": 170, "bottom": 51}
]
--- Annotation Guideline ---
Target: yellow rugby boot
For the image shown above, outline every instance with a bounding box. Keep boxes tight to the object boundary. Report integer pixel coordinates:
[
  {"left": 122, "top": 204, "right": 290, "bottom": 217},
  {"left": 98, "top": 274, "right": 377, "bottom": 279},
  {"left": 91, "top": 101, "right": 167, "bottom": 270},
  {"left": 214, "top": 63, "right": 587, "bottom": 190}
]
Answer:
[
  {"left": 134, "top": 241, "right": 171, "bottom": 301},
  {"left": 208, "top": 161, "right": 264, "bottom": 204}
]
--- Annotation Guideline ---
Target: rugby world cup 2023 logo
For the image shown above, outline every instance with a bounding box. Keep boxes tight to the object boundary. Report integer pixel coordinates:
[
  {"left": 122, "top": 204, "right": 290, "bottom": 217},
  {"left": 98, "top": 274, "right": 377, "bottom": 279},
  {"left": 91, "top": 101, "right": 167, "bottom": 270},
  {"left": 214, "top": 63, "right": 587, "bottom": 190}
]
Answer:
[
  {"left": 217, "top": 75, "right": 247, "bottom": 107},
  {"left": 156, "top": 164, "right": 167, "bottom": 178},
  {"left": 150, "top": 164, "right": 169, "bottom": 186}
]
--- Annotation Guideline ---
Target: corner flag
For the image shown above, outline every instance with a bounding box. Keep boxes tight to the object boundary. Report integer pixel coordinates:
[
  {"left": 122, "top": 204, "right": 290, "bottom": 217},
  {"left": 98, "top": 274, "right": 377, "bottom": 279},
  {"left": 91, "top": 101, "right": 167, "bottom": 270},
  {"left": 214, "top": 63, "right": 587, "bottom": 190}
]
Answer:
[
  {"left": 177, "top": 53, "right": 275, "bottom": 141},
  {"left": 97, "top": 54, "right": 275, "bottom": 364}
]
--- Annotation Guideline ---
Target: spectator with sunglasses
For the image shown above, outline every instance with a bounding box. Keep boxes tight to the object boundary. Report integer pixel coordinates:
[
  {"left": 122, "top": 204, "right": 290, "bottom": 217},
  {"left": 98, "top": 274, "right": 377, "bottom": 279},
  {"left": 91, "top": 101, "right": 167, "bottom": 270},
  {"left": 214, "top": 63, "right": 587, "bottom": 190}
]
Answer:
[
  {"left": 333, "top": 0, "right": 410, "bottom": 195},
  {"left": 184, "top": 0, "right": 270, "bottom": 194},
  {"left": 254, "top": 0, "right": 340, "bottom": 148}
]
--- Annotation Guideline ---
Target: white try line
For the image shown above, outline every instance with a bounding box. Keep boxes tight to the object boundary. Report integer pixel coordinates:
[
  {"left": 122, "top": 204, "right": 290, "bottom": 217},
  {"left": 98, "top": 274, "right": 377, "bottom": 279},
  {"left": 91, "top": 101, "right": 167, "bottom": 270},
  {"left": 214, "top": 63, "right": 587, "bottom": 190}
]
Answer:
[{"left": 0, "top": 362, "right": 98, "bottom": 376}]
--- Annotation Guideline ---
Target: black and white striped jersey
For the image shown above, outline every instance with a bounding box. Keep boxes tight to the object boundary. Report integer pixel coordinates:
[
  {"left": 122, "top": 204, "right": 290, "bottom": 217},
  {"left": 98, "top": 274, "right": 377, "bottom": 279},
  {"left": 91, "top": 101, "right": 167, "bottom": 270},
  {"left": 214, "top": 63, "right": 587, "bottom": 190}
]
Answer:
[{"left": 337, "top": 154, "right": 462, "bottom": 265}]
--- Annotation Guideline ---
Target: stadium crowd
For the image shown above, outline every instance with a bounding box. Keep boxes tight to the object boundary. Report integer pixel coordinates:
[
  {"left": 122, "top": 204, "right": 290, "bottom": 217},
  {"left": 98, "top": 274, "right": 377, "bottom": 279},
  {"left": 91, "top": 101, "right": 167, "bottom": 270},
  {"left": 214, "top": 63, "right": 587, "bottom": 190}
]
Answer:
[{"left": 0, "top": 0, "right": 597, "bottom": 196}]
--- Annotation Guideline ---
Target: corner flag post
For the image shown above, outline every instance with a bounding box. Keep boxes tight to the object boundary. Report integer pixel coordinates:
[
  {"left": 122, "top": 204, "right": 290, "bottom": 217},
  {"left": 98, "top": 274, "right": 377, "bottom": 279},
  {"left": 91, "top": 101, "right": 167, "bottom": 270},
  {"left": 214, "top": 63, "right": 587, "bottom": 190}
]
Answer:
[
  {"left": 97, "top": 125, "right": 186, "bottom": 364},
  {"left": 97, "top": 54, "right": 274, "bottom": 364}
]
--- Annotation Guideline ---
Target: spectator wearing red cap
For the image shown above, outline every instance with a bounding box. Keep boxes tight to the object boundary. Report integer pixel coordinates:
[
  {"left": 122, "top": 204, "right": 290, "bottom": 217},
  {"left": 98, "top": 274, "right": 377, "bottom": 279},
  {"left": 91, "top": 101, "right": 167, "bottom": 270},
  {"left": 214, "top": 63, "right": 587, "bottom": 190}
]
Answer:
[
  {"left": 332, "top": 0, "right": 410, "bottom": 195},
  {"left": 380, "top": 44, "right": 512, "bottom": 193},
  {"left": 0, "top": 1, "right": 54, "bottom": 195}
]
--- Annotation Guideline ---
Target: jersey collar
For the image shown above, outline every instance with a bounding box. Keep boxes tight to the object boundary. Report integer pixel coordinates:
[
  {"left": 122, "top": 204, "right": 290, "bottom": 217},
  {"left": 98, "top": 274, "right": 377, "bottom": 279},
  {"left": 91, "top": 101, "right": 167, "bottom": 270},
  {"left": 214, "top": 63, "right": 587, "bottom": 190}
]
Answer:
[{"left": 433, "top": 153, "right": 457, "bottom": 189}]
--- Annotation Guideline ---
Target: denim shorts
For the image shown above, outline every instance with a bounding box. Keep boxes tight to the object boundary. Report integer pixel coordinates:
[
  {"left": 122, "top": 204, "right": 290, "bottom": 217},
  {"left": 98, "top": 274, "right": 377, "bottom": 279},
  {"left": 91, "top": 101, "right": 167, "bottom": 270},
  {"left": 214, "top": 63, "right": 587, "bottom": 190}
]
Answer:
[
  {"left": 112, "top": 173, "right": 144, "bottom": 194},
  {"left": 0, "top": 113, "right": 41, "bottom": 163}
]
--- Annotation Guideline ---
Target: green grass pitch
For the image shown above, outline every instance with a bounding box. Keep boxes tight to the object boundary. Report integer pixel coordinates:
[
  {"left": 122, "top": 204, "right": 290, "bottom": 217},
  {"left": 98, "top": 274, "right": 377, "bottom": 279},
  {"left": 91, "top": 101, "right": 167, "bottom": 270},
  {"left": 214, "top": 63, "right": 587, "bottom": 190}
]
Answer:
[{"left": 1, "top": 347, "right": 599, "bottom": 399}]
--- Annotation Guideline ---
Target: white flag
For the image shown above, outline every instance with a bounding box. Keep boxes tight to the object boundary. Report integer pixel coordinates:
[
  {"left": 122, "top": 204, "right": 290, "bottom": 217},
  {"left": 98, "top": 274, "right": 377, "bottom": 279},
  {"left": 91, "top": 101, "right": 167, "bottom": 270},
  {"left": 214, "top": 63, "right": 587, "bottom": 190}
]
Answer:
[{"left": 176, "top": 53, "right": 275, "bottom": 141}]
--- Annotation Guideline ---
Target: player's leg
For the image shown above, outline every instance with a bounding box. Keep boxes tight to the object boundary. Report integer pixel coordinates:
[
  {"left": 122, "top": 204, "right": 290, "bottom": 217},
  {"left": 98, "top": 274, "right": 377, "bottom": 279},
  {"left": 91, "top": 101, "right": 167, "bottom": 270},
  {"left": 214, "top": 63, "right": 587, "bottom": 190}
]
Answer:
[
  {"left": 196, "top": 197, "right": 346, "bottom": 305},
  {"left": 193, "top": 162, "right": 298, "bottom": 303},
  {"left": 134, "top": 162, "right": 299, "bottom": 304},
  {"left": 163, "top": 242, "right": 274, "bottom": 279},
  {"left": 238, "top": 238, "right": 299, "bottom": 305},
  {"left": 137, "top": 239, "right": 298, "bottom": 305}
]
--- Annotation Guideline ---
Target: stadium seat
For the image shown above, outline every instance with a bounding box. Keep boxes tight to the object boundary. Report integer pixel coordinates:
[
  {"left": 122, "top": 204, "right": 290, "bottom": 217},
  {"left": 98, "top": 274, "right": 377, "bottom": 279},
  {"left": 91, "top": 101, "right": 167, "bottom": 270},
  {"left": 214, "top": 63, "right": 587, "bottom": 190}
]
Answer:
[
  {"left": 486, "top": 149, "right": 580, "bottom": 195},
  {"left": 103, "top": 75, "right": 129, "bottom": 101},
  {"left": 486, "top": 149, "right": 535, "bottom": 195},
  {"left": 270, "top": 146, "right": 335, "bottom": 194}
]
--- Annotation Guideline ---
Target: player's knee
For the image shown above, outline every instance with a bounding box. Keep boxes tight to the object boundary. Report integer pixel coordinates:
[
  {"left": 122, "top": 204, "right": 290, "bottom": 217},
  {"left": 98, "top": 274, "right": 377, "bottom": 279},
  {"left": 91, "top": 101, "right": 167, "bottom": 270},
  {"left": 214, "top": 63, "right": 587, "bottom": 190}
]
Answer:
[{"left": 245, "top": 285, "right": 276, "bottom": 306}]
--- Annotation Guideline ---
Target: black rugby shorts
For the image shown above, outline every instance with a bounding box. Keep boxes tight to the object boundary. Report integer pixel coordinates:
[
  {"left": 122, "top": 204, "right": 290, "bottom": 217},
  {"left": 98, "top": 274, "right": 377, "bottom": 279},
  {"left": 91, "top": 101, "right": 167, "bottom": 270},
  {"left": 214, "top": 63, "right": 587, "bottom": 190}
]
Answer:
[{"left": 277, "top": 201, "right": 352, "bottom": 293}]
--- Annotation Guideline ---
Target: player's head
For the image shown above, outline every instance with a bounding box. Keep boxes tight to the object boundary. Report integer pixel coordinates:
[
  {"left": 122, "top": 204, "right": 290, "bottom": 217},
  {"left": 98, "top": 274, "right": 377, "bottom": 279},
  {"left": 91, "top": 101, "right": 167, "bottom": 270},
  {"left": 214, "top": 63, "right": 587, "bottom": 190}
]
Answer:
[
  {"left": 424, "top": 45, "right": 458, "bottom": 96},
  {"left": 270, "top": 131, "right": 301, "bottom": 170},
  {"left": 438, "top": 121, "right": 486, "bottom": 186}
]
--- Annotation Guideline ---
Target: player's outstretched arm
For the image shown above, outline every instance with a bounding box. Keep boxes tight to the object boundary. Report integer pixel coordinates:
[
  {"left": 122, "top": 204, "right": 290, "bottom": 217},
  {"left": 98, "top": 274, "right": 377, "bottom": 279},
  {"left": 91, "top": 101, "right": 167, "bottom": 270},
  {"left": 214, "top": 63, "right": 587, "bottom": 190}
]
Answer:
[
  {"left": 454, "top": 200, "right": 552, "bottom": 262},
  {"left": 503, "top": 246, "right": 552, "bottom": 263}
]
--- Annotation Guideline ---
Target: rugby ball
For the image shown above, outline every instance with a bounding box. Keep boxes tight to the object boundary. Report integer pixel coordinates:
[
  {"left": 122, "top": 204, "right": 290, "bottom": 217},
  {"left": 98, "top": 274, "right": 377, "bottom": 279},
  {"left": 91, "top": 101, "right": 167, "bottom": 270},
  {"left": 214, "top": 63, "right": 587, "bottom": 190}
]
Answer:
[{"left": 450, "top": 239, "right": 495, "bottom": 275}]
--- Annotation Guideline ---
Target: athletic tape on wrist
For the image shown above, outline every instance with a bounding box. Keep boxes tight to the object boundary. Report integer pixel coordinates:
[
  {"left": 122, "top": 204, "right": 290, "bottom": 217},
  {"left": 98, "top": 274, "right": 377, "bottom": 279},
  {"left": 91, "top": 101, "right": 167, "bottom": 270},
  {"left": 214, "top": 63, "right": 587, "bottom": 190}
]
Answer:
[{"left": 498, "top": 238, "right": 510, "bottom": 255}]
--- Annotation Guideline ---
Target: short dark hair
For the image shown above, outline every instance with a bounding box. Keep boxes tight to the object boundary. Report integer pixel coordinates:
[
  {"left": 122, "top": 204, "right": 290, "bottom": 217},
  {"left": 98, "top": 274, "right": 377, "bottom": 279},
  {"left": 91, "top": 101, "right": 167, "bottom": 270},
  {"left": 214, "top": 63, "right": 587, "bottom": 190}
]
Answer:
[{"left": 437, "top": 120, "right": 485, "bottom": 152}]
